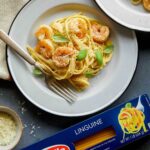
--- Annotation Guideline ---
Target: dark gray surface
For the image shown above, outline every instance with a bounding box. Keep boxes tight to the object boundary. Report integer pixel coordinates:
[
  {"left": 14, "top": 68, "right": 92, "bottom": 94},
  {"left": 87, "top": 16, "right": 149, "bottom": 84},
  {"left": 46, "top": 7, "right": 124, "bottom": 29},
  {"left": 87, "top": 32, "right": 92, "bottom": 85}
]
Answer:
[{"left": 0, "top": 31, "right": 150, "bottom": 150}]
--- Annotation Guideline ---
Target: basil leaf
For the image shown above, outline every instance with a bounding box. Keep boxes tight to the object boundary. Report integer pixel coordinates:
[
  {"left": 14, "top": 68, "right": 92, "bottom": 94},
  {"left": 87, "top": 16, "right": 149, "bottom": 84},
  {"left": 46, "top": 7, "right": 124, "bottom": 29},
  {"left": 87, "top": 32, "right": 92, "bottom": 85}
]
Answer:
[
  {"left": 77, "top": 49, "right": 87, "bottom": 61},
  {"left": 125, "top": 103, "right": 132, "bottom": 108},
  {"left": 95, "top": 50, "right": 103, "bottom": 65},
  {"left": 52, "top": 35, "right": 69, "bottom": 43},
  {"left": 104, "top": 45, "right": 114, "bottom": 54},
  {"left": 85, "top": 72, "right": 93, "bottom": 78},
  {"left": 33, "top": 68, "right": 43, "bottom": 76}
]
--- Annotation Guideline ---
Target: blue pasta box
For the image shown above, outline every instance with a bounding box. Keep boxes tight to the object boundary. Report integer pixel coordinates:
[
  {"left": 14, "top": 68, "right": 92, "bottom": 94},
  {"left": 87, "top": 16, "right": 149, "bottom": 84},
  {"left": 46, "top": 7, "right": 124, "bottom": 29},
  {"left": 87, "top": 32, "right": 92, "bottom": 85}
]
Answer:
[{"left": 22, "top": 94, "right": 150, "bottom": 150}]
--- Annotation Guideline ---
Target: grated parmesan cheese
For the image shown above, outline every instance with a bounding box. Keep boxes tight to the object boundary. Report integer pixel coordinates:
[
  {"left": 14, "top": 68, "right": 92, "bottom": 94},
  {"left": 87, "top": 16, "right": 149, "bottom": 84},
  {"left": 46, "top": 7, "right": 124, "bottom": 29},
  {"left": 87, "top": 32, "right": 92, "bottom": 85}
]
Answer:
[{"left": 0, "top": 112, "right": 17, "bottom": 146}]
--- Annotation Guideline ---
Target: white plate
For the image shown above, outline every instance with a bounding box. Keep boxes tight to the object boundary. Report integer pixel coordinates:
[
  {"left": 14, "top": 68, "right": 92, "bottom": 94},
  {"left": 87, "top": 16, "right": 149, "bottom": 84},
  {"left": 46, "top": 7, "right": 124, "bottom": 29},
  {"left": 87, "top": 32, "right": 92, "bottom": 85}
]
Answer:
[
  {"left": 95, "top": 0, "right": 150, "bottom": 32},
  {"left": 7, "top": 0, "right": 138, "bottom": 117}
]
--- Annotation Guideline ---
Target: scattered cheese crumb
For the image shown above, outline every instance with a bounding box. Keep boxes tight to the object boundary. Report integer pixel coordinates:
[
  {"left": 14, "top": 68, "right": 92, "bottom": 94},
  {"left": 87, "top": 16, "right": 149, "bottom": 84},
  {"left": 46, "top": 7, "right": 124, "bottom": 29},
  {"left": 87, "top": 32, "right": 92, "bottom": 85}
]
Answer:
[
  {"left": 21, "top": 107, "right": 27, "bottom": 114},
  {"left": 24, "top": 124, "right": 27, "bottom": 128},
  {"left": 17, "top": 100, "right": 42, "bottom": 137},
  {"left": 30, "top": 130, "right": 34, "bottom": 135}
]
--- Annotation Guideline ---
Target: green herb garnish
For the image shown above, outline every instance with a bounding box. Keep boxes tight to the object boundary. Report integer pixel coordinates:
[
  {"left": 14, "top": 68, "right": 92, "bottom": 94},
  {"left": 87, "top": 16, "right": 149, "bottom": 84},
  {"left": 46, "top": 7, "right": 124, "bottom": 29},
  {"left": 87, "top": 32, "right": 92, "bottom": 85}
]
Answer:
[
  {"left": 52, "top": 35, "right": 69, "bottom": 43},
  {"left": 77, "top": 49, "right": 88, "bottom": 61},
  {"left": 104, "top": 45, "right": 114, "bottom": 54},
  {"left": 85, "top": 72, "right": 93, "bottom": 78},
  {"left": 33, "top": 68, "right": 43, "bottom": 76},
  {"left": 95, "top": 49, "right": 103, "bottom": 65}
]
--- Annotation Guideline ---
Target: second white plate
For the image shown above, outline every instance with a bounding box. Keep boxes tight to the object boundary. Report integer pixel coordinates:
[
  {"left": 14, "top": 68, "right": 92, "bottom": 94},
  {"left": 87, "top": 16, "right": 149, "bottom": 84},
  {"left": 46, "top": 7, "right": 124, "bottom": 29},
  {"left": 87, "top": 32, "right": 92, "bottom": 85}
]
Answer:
[
  {"left": 7, "top": 0, "right": 138, "bottom": 117},
  {"left": 95, "top": 0, "right": 150, "bottom": 32}
]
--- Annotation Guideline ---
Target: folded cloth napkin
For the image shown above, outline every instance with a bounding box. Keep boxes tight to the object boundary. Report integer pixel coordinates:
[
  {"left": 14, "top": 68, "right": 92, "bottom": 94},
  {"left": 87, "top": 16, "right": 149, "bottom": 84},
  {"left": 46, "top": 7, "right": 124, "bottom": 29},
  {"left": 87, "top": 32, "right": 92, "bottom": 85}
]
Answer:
[{"left": 0, "top": 0, "right": 28, "bottom": 80}]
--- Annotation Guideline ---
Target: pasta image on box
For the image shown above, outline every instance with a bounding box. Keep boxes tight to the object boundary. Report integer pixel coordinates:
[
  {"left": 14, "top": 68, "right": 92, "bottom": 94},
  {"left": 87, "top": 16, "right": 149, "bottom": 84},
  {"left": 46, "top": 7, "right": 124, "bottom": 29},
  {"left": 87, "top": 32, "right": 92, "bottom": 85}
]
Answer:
[{"left": 23, "top": 94, "right": 150, "bottom": 150}]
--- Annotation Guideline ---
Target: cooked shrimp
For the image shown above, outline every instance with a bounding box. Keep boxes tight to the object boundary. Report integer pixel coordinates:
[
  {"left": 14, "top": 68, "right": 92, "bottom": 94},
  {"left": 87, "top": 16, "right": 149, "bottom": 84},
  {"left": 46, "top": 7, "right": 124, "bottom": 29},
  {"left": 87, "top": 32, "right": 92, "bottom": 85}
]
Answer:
[
  {"left": 91, "top": 23, "right": 110, "bottom": 43},
  {"left": 35, "top": 25, "right": 53, "bottom": 40},
  {"left": 143, "top": 0, "right": 150, "bottom": 11},
  {"left": 36, "top": 39, "right": 54, "bottom": 59},
  {"left": 69, "top": 18, "right": 87, "bottom": 38},
  {"left": 52, "top": 47, "right": 74, "bottom": 68}
]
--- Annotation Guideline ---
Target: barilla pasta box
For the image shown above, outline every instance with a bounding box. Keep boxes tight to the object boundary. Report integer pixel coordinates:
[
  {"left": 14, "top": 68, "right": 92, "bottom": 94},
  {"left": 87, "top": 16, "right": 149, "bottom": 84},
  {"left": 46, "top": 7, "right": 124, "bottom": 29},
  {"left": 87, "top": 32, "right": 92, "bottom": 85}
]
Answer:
[{"left": 22, "top": 94, "right": 150, "bottom": 150}]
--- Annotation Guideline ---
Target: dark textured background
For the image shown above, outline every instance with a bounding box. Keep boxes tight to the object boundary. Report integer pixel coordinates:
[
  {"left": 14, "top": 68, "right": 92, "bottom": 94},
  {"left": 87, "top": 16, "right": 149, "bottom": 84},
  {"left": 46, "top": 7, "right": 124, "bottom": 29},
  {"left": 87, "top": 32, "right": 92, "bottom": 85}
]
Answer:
[{"left": 0, "top": 31, "right": 150, "bottom": 150}]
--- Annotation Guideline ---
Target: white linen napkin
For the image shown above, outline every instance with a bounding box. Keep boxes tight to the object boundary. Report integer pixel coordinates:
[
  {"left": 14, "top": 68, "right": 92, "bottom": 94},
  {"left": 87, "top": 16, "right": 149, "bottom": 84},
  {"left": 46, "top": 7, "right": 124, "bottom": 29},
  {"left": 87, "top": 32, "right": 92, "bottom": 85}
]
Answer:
[{"left": 0, "top": 0, "right": 28, "bottom": 80}]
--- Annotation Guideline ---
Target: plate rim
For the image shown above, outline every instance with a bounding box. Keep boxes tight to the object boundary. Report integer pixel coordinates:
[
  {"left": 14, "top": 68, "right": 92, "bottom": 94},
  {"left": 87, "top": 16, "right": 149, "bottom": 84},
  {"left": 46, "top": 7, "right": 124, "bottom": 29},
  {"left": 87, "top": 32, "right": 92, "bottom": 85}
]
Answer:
[
  {"left": 95, "top": 0, "right": 150, "bottom": 32},
  {"left": 7, "top": 0, "right": 138, "bottom": 117}
]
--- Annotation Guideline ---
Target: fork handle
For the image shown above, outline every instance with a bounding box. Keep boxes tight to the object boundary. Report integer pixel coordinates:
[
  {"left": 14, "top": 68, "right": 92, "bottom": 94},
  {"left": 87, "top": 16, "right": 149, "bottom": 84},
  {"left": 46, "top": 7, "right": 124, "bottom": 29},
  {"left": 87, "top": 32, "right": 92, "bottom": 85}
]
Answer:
[{"left": 0, "top": 29, "right": 36, "bottom": 65}]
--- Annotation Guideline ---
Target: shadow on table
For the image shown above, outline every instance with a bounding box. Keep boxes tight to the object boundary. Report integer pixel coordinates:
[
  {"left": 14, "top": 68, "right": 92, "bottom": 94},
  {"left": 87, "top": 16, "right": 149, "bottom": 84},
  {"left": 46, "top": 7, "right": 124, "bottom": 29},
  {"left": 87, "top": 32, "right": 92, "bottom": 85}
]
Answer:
[{"left": 136, "top": 31, "right": 150, "bottom": 49}]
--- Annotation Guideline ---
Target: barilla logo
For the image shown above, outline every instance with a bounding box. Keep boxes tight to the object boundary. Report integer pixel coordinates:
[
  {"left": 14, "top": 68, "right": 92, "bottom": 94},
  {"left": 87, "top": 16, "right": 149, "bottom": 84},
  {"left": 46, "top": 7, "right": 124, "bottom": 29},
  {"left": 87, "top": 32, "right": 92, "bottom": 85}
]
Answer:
[{"left": 43, "top": 144, "right": 70, "bottom": 150}]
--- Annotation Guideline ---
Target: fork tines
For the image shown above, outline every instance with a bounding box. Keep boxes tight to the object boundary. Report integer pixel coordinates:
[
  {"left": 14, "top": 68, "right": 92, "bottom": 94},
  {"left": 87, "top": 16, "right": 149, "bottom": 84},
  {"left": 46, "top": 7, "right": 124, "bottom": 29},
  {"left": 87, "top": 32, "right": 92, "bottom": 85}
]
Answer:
[{"left": 47, "top": 79, "right": 77, "bottom": 103}]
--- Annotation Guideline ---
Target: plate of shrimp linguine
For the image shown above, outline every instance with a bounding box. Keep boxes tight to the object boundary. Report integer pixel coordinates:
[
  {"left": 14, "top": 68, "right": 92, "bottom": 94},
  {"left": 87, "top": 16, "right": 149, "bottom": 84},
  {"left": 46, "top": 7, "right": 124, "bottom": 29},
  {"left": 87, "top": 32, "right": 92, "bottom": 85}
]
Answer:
[
  {"left": 27, "top": 13, "right": 113, "bottom": 91},
  {"left": 7, "top": 0, "right": 138, "bottom": 117},
  {"left": 95, "top": 0, "right": 150, "bottom": 31}
]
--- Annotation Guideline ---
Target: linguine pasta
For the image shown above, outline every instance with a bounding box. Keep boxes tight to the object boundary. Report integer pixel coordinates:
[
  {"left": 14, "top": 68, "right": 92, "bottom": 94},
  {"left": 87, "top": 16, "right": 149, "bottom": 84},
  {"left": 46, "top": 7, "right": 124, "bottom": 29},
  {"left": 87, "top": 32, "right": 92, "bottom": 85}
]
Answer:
[{"left": 27, "top": 13, "right": 113, "bottom": 90}]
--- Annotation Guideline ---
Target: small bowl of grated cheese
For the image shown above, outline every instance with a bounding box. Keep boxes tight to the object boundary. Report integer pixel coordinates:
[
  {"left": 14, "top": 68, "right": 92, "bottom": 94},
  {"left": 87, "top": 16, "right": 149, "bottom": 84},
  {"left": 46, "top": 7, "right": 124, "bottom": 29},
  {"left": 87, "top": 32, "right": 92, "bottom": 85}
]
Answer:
[{"left": 0, "top": 106, "right": 23, "bottom": 150}]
